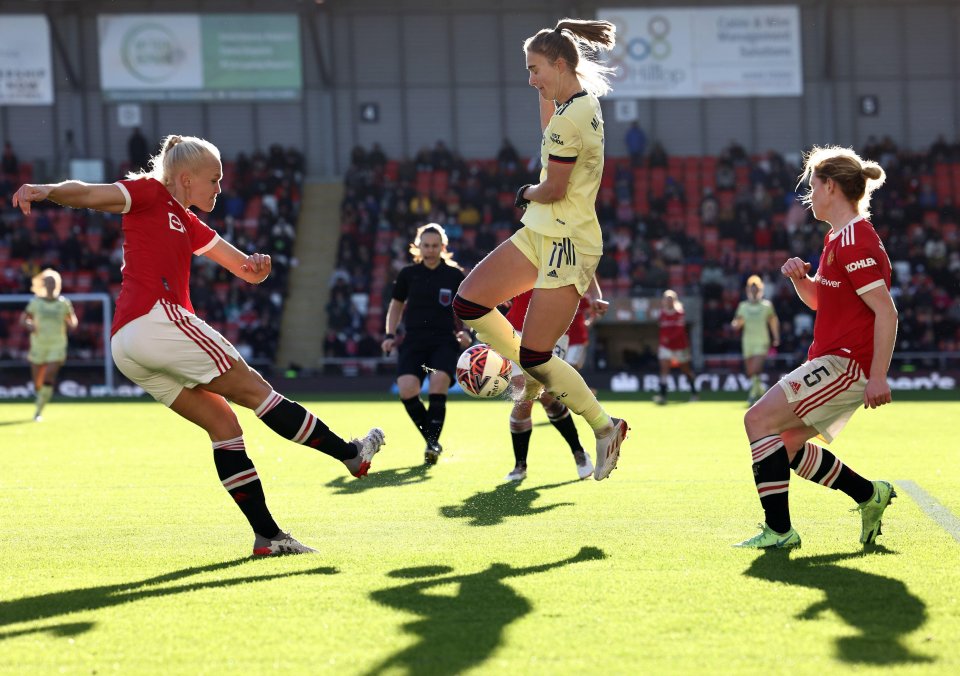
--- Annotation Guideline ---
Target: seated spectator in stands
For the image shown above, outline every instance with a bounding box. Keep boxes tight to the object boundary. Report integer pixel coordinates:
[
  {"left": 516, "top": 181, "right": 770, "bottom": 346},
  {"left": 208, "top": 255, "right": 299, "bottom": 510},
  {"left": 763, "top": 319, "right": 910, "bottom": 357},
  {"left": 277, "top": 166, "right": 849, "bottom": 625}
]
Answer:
[
  {"left": 350, "top": 145, "right": 368, "bottom": 169},
  {"left": 497, "top": 139, "right": 519, "bottom": 172},
  {"left": 369, "top": 143, "right": 387, "bottom": 170},
  {"left": 2, "top": 141, "right": 19, "bottom": 178},
  {"left": 716, "top": 160, "right": 736, "bottom": 190},
  {"left": 414, "top": 146, "right": 433, "bottom": 171},
  {"left": 127, "top": 128, "right": 150, "bottom": 173},
  {"left": 700, "top": 188, "right": 720, "bottom": 226},
  {"left": 929, "top": 134, "right": 951, "bottom": 163},
  {"left": 625, "top": 122, "right": 647, "bottom": 166},
  {"left": 647, "top": 140, "right": 668, "bottom": 168},
  {"left": 432, "top": 141, "right": 454, "bottom": 171}
]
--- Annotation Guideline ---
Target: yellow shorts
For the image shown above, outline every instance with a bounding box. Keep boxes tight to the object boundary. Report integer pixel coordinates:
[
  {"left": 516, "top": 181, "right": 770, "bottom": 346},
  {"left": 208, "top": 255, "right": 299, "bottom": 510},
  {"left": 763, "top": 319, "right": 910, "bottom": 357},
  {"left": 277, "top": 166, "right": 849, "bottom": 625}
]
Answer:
[
  {"left": 111, "top": 300, "right": 240, "bottom": 406},
  {"left": 28, "top": 341, "right": 67, "bottom": 365},
  {"left": 777, "top": 354, "right": 866, "bottom": 443},
  {"left": 510, "top": 227, "right": 600, "bottom": 295},
  {"left": 742, "top": 340, "right": 771, "bottom": 359}
]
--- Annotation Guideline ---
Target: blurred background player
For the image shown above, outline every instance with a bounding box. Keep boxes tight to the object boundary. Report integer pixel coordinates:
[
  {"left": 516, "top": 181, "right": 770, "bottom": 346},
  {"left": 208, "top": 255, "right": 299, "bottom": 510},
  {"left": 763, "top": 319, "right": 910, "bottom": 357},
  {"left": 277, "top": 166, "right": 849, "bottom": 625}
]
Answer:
[
  {"left": 736, "top": 145, "right": 897, "bottom": 549},
  {"left": 501, "top": 281, "right": 605, "bottom": 482},
  {"left": 12, "top": 134, "right": 385, "bottom": 557},
  {"left": 382, "top": 224, "right": 472, "bottom": 465},
  {"left": 453, "top": 18, "right": 628, "bottom": 481},
  {"left": 654, "top": 289, "right": 700, "bottom": 404},
  {"left": 731, "top": 275, "right": 780, "bottom": 406},
  {"left": 20, "top": 268, "right": 78, "bottom": 421}
]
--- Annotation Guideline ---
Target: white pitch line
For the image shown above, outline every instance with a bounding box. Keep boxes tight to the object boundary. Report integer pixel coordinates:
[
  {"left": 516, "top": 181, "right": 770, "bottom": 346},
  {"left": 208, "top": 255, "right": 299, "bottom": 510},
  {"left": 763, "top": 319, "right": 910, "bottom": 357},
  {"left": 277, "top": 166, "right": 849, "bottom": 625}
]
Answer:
[{"left": 897, "top": 480, "right": 960, "bottom": 544}]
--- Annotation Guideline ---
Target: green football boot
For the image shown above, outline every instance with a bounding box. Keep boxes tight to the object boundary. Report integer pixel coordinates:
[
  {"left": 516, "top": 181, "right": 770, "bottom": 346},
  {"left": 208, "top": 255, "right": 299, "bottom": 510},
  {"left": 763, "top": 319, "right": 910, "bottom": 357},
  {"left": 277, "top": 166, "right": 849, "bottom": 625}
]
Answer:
[
  {"left": 734, "top": 523, "right": 801, "bottom": 549},
  {"left": 857, "top": 480, "right": 896, "bottom": 545}
]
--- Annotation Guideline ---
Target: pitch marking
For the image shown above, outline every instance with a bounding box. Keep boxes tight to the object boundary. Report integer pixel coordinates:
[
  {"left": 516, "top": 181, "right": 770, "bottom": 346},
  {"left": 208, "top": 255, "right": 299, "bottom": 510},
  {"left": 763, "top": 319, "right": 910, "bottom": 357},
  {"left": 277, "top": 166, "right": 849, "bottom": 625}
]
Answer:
[{"left": 897, "top": 480, "right": 960, "bottom": 544}]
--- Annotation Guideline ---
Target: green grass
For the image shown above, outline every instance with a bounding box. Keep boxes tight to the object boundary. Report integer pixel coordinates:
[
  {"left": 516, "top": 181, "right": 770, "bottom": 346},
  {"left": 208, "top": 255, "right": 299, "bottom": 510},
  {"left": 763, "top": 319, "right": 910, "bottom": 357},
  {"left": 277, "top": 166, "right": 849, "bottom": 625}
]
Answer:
[{"left": 1, "top": 396, "right": 958, "bottom": 674}]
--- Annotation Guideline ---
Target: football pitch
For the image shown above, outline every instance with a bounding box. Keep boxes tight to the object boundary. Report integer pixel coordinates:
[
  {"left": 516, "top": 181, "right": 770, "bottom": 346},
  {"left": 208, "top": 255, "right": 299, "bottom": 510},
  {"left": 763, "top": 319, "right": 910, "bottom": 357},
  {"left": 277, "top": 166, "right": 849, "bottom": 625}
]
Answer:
[{"left": 1, "top": 395, "right": 958, "bottom": 674}]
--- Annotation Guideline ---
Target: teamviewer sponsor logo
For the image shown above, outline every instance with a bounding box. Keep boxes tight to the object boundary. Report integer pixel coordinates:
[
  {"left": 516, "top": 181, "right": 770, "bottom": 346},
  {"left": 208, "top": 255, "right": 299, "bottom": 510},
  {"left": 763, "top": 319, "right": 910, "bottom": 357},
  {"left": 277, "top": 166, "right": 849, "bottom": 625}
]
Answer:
[
  {"left": 818, "top": 276, "right": 841, "bottom": 288},
  {"left": 845, "top": 257, "right": 877, "bottom": 273}
]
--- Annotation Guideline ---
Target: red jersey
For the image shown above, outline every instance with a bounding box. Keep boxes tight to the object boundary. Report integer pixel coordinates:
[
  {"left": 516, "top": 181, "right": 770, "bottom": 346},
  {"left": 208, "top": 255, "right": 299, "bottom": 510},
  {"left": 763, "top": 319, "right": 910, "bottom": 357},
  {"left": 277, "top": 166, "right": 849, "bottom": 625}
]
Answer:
[
  {"left": 567, "top": 297, "right": 589, "bottom": 346},
  {"left": 111, "top": 178, "right": 219, "bottom": 334},
  {"left": 808, "top": 217, "right": 891, "bottom": 373},
  {"left": 658, "top": 307, "right": 689, "bottom": 350},
  {"left": 505, "top": 290, "right": 589, "bottom": 344}
]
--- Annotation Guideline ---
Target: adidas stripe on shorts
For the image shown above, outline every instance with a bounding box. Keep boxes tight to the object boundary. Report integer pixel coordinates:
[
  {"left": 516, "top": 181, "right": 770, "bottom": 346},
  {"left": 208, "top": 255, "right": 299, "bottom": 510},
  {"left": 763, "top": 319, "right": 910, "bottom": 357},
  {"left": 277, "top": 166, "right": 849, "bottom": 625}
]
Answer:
[
  {"left": 777, "top": 354, "right": 866, "bottom": 443},
  {"left": 111, "top": 300, "right": 240, "bottom": 406}
]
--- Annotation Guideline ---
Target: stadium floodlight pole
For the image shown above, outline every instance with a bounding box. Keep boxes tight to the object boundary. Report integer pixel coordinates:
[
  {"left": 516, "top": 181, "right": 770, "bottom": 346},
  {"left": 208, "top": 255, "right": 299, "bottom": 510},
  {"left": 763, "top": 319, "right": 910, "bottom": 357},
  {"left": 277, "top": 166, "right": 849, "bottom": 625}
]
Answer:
[{"left": 2, "top": 292, "right": 114, "bottom": 392}]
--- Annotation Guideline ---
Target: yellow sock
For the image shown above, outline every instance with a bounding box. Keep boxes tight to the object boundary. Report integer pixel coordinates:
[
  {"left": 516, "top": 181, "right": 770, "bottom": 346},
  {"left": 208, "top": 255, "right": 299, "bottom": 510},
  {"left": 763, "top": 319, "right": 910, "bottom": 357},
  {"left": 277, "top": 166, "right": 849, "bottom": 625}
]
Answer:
[
  {"left": 526, "top": 356, "right": 611, "bottom": 432},
  {"left": 463, "top": 311, "right": 520, "bottom": 362}
]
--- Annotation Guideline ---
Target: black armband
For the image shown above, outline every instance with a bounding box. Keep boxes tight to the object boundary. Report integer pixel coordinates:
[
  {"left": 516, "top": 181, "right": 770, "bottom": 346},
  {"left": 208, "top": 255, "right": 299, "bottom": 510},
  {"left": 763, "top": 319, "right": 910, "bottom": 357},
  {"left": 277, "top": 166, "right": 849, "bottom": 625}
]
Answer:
[
  {"left": 385, "top": 333, "right": 395, "bottom": 339},
  {"left": 515, "top": 184, "right": 533, "bottom": 209}
]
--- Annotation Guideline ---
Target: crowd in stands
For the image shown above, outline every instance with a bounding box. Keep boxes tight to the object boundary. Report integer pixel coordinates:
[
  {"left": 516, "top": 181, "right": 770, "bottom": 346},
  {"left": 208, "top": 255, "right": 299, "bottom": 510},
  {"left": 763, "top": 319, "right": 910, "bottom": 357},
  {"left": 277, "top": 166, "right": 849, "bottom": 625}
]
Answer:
[
  {"left": 0, "top": 141, "right": 305, "bottom": 367},
  {"left": 3, "top": 130, "right": 959, "bottom": 375},
  {"left": 330, "top": 134, "right": 960, "bottom": 369}
]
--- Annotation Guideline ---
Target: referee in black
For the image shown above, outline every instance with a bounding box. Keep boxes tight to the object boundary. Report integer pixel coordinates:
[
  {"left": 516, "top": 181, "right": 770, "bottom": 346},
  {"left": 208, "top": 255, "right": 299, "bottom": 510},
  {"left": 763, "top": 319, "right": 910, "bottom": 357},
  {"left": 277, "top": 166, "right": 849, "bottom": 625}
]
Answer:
[{"left": 382, "top": 223, "right": 473, "bottom": 464}]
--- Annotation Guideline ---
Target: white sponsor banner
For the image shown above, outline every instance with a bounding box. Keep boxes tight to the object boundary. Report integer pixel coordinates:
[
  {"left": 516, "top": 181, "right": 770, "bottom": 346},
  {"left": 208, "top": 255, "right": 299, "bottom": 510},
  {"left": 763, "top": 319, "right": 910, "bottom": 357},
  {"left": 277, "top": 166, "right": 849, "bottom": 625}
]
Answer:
[
  {"left": 0, "top": 15, "right": 54, "bottom": 104},
  {"left": 98, "top": 14, "right": 204, "bottom": 91},
  {"left": 599, "top": 6, "right": 802, "bottom": 98}
]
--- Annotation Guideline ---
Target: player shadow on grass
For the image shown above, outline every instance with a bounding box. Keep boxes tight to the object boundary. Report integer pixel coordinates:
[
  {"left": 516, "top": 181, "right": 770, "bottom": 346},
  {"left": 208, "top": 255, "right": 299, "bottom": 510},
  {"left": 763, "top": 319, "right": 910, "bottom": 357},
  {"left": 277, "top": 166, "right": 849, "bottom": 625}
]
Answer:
[
  {"left": 364, "top": 546, "right": 606, "bottom": 676},
  {"left": 439, "top": 480, "right": 580, "bottom": 527},
  {"left": 0, "top": 557, "right": 337, "bottom": 642},
  {"left": 745, "top": 547, "right": 933, "bottom": 665},
  {"left": 0, "top": 419, "right": 33, "bottom": 427},
  {"left": 325, "top": 464, "right": 431, "bottom": 495}
]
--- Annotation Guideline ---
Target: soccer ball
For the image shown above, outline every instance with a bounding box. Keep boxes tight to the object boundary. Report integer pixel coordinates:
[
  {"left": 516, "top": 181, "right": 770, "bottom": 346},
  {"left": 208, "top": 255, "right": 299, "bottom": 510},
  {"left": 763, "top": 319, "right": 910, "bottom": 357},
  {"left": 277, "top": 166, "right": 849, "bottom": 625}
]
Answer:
[{"left": 456, "top": 344, "right": 513, "bottom": 398}]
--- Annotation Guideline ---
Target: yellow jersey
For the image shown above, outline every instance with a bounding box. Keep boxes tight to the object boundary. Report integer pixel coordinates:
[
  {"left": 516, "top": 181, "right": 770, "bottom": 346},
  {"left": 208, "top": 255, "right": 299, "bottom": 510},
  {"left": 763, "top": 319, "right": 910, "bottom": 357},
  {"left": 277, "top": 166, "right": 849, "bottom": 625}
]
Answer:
[
  {"left": 521, "top": 91, "right": 604, "bottom": 255},
  {"left": 26, "top": 296, "right": 74, "bottom": 348}
]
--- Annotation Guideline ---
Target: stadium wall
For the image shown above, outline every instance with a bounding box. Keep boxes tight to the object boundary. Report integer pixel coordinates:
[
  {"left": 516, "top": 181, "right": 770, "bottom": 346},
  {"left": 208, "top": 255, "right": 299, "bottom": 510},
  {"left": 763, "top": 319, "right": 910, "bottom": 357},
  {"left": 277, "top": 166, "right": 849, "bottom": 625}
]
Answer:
[{"left": 0, "top": 1, "right": 958, "bottom": 176}]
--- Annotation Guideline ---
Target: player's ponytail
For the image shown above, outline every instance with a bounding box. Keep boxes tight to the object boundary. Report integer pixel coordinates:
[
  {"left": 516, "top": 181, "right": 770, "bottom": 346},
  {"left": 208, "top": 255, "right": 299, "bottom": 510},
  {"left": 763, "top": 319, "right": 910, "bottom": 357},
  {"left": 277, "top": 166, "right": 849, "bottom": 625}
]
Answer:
[
  {"left": 125, "top": 134, "right": 220, "bottom": 187},
  {"left": 524, "top": 18, "right": 617, "bottom": 98},
  {"left": 798, "top": 145, "right": 886, "bottom": 219}
]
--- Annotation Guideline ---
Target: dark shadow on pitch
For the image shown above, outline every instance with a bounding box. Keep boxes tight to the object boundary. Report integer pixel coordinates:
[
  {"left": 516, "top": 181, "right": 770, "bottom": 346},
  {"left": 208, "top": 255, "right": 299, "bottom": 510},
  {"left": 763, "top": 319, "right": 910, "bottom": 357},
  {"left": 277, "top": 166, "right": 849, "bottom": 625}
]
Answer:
[
  {"left": 0, "top": 557, "right": 338, "bottom": 641},
  {"left": 0, "top": 418, "right": 34, "bottom": 427},
  {"left": 439, "top": 479, "right": 579, "bottom": 527},
  {"left": 365, "top": 546, "right": 606, "bottom": 676},
  {"left": 744, "top": 547, "right": 933, "bottom": 665},
  {"left": 325, "top": 464, "right": 432, "bottom": 495}
]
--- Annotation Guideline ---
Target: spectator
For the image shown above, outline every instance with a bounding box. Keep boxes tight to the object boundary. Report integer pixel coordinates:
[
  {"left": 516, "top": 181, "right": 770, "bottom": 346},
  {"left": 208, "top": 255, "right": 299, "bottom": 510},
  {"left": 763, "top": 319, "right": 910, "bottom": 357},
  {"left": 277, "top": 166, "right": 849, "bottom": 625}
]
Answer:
[
  {"left": 127, "top": 127, "right": 150, "bottom": 173},
  {"left": 625, "top": 122, "right": 647, "bottom": 166},
  {"left": 647, "top": 140, "right": 668, "bottom": 168},
  {"left": 2, "top": 141, "right": 19, "bottom": 178}
]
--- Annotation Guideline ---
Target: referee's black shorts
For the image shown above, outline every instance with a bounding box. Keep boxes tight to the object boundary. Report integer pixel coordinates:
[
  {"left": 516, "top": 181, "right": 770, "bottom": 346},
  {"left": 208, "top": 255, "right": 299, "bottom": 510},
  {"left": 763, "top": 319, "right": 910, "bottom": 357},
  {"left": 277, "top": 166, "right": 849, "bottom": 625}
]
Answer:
[{"left": 396, "top": 333, "right": 460, "bottom": 381}]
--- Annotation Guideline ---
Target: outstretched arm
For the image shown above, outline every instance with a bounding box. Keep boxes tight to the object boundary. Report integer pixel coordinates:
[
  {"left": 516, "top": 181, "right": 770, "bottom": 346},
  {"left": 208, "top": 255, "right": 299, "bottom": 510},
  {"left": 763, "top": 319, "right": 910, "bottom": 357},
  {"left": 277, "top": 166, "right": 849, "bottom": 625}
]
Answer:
[
  {"left": 12, "top": 182, "right": 127, "bottom": 215},
  {"left": 204, "top": 239, "right": 271, "bottom": 284}
]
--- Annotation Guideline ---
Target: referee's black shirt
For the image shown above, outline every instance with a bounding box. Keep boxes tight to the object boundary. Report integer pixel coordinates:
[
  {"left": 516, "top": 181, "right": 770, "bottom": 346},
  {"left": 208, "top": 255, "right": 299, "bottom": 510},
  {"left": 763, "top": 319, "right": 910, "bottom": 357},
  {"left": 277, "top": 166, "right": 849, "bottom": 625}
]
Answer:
[{"left": 392, "top": 262, "right": 465, "bottom": 337}]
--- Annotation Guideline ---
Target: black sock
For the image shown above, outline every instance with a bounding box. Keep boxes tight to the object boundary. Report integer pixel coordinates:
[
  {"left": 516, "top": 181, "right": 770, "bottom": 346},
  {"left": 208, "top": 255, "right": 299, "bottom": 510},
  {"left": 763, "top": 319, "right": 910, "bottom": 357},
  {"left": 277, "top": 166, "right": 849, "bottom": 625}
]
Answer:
[
  {"left": 749, "top": 435, "right": 792, "bottom": 533},
  {"left": 509, "top": 409, "right": 532, "bottom": 465},
  {"left": 402, "top": 395, "right": 429, "bottom": 441},
  {"left": 790, "top": 440, "right": 874, "bottom": 503},
  {"left": 425, "top": 393, "right": 447, "bottom": 446},
  {"left": 687, "top": 373, "right": 699, "bottom": 394},
  {"left": 255, "top": 390, "right": 356, "bottom": 460},
  {"left": 213, "top": 437, "right": 279, "bottom": 538},
  {"left": 543, "top": 400, "right": 582, "bottom": 453},
  {"left": 659, "top": 380, "right": 667, "bottom": 398}
]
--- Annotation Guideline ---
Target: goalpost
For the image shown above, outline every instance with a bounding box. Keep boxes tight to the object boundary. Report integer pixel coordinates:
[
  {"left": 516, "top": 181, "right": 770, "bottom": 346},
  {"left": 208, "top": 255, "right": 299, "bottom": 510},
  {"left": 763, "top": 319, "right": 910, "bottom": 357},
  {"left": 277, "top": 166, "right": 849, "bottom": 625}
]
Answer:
[{"left": 1, "top": 292, "right": 115, "bottom": 392}]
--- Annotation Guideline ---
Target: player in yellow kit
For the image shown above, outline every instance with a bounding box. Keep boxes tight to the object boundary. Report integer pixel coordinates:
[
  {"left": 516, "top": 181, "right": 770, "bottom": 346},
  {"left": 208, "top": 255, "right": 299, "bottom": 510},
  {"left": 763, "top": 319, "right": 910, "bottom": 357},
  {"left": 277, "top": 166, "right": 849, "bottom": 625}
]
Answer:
[
  {"left": 453, "top": 18, "right": 627, "bottom": 480},
  {"left": 20, "top": 269, "right": 78, "bottom": 421},
  {"left": 731, "top": 275, "right": 780, "bottom": 406}
]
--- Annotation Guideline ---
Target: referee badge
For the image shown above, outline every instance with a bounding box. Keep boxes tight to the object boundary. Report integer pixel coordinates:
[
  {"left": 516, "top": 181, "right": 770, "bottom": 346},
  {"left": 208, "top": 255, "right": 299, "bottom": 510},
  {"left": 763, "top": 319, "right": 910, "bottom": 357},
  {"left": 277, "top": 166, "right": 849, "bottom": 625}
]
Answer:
[{"left": 439, "top": 288, "right": 452, "bottom": 306}]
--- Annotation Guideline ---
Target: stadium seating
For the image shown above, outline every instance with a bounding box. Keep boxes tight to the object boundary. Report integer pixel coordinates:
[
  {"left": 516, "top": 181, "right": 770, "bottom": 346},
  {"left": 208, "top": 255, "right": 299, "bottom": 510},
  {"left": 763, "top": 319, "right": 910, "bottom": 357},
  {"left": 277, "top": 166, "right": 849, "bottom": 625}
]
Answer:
[{"left": 327, "top": 141, "right": 960, "bottom": 362}]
